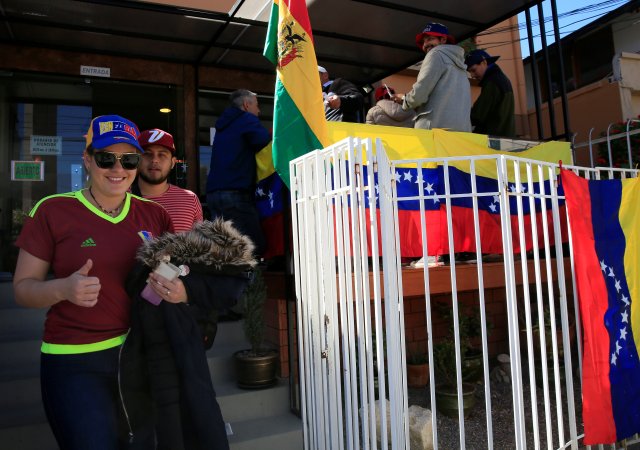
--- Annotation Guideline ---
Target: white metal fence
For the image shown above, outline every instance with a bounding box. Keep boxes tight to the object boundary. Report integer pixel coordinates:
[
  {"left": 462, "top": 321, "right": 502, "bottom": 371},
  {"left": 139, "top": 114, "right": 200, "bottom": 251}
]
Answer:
[{"left": 290, "top": 136, "right": 639, "bottom": 450}]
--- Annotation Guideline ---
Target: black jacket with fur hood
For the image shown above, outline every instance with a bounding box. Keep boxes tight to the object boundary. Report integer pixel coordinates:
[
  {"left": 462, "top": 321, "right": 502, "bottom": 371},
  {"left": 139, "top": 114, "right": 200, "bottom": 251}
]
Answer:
[{"left": 121, "top": 219, "right": 256, "bottom": 450}]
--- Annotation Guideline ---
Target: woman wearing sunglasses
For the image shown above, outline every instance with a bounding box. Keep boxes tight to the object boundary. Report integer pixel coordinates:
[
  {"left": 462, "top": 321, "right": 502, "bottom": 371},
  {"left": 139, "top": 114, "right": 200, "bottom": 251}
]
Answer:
[{"left": 13, "top": 115, "right": 174, "bottom": 449}]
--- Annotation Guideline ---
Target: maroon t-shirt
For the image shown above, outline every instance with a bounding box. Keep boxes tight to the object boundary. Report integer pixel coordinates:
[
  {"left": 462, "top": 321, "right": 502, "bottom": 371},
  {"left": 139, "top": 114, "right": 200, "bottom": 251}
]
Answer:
[{"left": 16, "top": 191, "right": 174, "bottom": 345}]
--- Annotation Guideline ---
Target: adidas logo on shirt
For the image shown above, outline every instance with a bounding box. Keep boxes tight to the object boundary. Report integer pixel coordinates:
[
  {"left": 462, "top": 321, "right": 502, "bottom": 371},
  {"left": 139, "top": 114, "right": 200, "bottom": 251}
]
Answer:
[{"left": 81, "top": 237, "right": 96, "bottom": 247}]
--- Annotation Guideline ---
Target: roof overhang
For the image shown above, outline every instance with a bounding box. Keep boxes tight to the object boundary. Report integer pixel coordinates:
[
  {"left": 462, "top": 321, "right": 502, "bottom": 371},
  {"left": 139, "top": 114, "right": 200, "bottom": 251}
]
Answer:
[{"left": 1, "top": 0, "right": 543, "bottom": 86}]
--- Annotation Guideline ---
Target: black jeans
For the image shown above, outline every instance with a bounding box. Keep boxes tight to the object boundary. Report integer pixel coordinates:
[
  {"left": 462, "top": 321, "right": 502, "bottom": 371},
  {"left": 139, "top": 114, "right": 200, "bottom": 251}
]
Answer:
[
  {"left": 40, "top": 347, "right": 153, "bottom": 450},
  {"left": 207, "top": 190, "right": 265, "bottom": 257}
]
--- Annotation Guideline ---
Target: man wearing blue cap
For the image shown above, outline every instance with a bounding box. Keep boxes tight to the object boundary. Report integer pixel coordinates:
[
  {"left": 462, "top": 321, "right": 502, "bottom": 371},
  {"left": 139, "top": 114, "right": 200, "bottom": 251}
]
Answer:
[
  {"left": 465, "top": 49, "right": 516, "bottom": 137},
  {"left": 391, "top": 22, "right": 471, "bottom": 132}
]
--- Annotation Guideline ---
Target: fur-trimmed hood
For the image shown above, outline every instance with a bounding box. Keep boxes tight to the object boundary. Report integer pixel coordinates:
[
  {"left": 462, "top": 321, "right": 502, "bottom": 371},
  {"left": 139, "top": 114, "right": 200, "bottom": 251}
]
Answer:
[{"left": 136, "top": 218, "right": 257, "bottom": 272}]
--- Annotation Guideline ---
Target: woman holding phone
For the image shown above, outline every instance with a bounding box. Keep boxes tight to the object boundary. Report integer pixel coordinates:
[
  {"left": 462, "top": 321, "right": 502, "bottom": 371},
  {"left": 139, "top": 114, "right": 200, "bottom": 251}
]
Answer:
[{"left": 13, "top": 115, "right": 174, "bottom": 449}]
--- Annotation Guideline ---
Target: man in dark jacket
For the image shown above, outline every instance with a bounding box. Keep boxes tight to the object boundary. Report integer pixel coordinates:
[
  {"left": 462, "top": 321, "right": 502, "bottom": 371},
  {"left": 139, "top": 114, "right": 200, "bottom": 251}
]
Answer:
[
  {"left": 465, "top": 49, "right": 516, "bottom": 137},
  {"left": 206, "top": 89, "right": 272, "bottom": 257},
  {"left": 319, "top": 65, "right": 364, "bottom": 123}
]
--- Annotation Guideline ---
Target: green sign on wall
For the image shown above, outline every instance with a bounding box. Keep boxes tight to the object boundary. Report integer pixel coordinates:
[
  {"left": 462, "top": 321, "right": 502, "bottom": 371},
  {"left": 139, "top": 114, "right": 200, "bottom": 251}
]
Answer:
[{"left": 11, "top": 161, "right": 45, "bottom": 181}]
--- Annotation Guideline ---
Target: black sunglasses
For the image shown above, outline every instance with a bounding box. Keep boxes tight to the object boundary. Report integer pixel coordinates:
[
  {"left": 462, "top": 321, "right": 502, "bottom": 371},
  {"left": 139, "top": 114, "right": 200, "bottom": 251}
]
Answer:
[{"left": 93, "top": 151, "right": 141, "bottom": 170}]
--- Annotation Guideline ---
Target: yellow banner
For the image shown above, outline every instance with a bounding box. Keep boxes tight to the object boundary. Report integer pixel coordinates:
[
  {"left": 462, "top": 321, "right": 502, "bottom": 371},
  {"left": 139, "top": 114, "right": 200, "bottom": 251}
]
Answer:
[{"left": 256, "top": 122, "right": 572, "bottom": 182}]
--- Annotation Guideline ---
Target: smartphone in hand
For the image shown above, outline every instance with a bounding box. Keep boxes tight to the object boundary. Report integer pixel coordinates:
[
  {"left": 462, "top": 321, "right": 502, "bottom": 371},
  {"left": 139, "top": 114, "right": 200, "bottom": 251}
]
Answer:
[{"left": 141, "top": 262, "right": 181, "bottom": 305}]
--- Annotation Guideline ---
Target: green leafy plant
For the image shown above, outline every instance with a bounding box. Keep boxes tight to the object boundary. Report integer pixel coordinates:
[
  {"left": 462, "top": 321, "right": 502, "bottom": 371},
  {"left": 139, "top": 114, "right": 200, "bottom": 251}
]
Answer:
[
  {"left": 597, "top": 116, "right": 640, "bottom": 169},
  {"left": 407, "top": 349, "right": 428, "bottom": 365},
  {"left": 433, "top": 340, "right": 458, "bottom": 387},
  {"left": 242, "top": 269, "right": 267, "bottom": 355}
]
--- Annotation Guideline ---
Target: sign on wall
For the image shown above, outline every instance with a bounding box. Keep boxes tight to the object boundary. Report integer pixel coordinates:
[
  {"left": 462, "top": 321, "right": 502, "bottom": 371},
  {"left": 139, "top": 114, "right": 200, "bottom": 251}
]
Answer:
[
  {"left": 11, "top": 161, "right": 45, "bottom": 181},
  {"left": 80, "top": 65, "right": 111, "bottom": 78},
  {"left": 30, "top": 135, "right": 62, "bottom": 156}
]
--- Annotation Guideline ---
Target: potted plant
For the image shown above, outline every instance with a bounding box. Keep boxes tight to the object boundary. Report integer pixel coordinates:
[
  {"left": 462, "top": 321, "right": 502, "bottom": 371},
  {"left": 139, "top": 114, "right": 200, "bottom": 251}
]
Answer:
[
  {"left": 233, "top": 269, "right": 279, "bottom": 389},
  {"left": 433, "top": 340, "right": 477, "bottom": 418},
  {"left": 406, "top": 348, "right": 429, "bottom": 388},
  {"left": 436, "top": 301, "right": 488, "bottom": 382}
]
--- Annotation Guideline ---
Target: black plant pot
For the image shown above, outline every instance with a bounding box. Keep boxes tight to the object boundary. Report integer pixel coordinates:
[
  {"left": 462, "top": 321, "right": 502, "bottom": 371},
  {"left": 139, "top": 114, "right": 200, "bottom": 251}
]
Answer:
[
  {"left": 234, "top": 349, "right": 279, "bottom": 389},
  {"left": 435, "top": 382, "right": 477, "bottom": 418}
]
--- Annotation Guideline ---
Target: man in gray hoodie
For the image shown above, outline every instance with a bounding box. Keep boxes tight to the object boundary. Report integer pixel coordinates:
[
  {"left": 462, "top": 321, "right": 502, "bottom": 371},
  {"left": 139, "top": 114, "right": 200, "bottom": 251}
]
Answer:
[{"left": 392, "top": 23, "right": 471, "bottom": 132}]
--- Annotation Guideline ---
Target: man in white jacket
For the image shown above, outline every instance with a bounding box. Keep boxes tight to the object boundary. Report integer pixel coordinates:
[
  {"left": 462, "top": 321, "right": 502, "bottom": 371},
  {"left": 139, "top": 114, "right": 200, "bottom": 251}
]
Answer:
[{"left": 392, "top": 23, "right": 471, "bottom": 132}]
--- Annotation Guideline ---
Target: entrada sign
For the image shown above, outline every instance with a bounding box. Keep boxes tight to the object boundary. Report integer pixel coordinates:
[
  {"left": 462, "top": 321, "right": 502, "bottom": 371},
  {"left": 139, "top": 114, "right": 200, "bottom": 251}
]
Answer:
[{"left": 80, "top": 65, "right": 111, "bottom": 78}]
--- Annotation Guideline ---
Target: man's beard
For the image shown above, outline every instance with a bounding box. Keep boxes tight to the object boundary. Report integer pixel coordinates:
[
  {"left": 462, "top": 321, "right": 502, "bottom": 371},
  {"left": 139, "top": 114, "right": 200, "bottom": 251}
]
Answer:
[{"left": 139, "top": 171, "right": 169, "bottom": 185}]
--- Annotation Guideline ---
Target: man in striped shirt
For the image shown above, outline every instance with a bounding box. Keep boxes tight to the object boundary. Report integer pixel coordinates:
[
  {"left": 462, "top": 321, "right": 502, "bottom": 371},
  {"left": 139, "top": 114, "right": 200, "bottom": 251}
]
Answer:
[{"left": 135, "top": 129, "right": 203, "bottom": 232}]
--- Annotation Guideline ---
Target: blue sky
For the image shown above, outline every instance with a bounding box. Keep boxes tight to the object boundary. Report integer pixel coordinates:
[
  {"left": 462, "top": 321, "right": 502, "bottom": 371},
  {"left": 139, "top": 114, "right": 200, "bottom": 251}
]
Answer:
[{"left": 518, "top": 0, "right": 631, "bottom": 58}]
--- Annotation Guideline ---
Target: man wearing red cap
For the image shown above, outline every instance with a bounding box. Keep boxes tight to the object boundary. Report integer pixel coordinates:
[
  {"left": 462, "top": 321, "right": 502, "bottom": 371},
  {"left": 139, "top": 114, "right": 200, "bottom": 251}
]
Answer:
[
  {"left": 136, "top": 128, "right": 203, "bottom": 232},
  {"left": 391, "top": 22, "right": 471, "bottom": 132}
]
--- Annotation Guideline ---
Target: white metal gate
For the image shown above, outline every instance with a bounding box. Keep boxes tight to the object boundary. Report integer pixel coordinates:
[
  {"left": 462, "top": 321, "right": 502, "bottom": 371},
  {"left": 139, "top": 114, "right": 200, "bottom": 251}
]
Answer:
[{"left": 290, "top": 136, "right": 639, "bottom": 450}]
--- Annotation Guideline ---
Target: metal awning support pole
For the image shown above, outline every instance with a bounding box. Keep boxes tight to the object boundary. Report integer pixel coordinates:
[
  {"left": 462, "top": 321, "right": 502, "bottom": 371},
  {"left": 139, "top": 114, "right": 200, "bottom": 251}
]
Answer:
[
  {"left": 537, "top": 2, "right": 557, "bottom": 139},
  {"left": 525, "top": 7, "right": 544, "bottom": 140},
  {"left": 549, "top": 0, "right": 572, "bottom": 141}
]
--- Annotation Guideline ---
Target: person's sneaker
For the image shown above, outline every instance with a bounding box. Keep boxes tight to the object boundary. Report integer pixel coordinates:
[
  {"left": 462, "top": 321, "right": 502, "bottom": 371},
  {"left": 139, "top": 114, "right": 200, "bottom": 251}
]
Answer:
[{"left": 409, "top": 256, "right": 442, "bottom": 268}]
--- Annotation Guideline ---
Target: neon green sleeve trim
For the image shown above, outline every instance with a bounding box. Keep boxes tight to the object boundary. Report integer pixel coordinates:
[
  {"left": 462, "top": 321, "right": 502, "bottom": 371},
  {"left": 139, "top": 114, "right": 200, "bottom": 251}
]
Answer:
[{"left": 41, "top": 333, "right": 127, "bottom": 354}]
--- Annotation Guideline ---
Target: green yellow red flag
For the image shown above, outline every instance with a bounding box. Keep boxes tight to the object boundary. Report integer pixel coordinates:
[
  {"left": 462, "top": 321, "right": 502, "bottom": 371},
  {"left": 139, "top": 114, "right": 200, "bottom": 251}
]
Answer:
[{"left": 263, "top": 0, "right": 328, "bottom": 187}]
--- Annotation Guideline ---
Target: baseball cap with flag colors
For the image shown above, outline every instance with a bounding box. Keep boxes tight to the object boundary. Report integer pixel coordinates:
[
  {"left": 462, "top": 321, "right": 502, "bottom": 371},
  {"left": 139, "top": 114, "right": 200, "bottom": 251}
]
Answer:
[
  {"left": 415, "top": 22, "right": 456, "bottom": 47},
  {"left": 138, "top": 129, "right": 176, "bottom": 153},
  {"left": 85, "top": 115, "right": 144, "bottom": 153}
]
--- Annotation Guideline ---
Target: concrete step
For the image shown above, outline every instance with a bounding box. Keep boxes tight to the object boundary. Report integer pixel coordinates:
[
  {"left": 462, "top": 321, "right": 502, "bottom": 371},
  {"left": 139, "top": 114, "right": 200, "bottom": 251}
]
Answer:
[
  {"left": 228, "top": 413, "right": 302, "bottom": 450},
  {"left": 0, "top": 414, "right": 303, "bottom": 450},
  {"left": 0, "top": 376, "right": 45, "bottom": 430},
  {"left": 0, "top": 339, "right": 41, "bottom": 381},
  {"left": 209, "top": 319, "right": 248, "bottom": 349},
  {"left": 0, "top": 308, "right": 46, "bottom": 340},
  {"left": 0, "top": 421, "right": 57, "bottom": 450},
  {"left": 0, "top": 278, "right": 16, "bottom": 310},
  {"left": 217, "top": 379, "right": 291, "bottom": 423}
]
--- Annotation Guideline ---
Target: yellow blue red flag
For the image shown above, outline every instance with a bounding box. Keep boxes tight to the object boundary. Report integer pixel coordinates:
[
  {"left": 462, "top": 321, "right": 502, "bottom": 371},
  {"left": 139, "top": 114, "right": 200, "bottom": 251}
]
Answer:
[{"left": 562, "top": 169, "right": 640, "bottom": 444}]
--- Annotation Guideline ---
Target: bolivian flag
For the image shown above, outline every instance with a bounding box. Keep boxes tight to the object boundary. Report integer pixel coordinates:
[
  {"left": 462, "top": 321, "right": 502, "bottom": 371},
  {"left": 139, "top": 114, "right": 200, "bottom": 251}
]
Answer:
[
  {"left": 263, "top": 0, "right": 328, "bottom": 187},
  {"left": 562, "top": 169, "right": 640, "bottom": 444}
]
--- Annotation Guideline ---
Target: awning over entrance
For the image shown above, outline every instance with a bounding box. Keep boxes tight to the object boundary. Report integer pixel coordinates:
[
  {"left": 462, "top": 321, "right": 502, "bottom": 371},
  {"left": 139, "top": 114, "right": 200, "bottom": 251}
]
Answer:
[{"left": 2, "top": 0, "right": 542, "bottom": 87}]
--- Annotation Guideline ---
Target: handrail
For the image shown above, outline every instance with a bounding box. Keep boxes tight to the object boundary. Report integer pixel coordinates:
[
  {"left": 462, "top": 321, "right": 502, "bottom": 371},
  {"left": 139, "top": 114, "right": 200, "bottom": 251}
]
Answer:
[{"left": 573, "top": 128, "right": 640, "bottom": 148}]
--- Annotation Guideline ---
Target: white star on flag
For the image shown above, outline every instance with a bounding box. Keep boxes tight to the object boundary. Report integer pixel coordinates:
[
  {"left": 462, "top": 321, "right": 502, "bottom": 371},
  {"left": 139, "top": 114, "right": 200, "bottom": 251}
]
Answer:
[
  {"left": 612, "top": 352, "right": 618, "bottom": 365},
  {"left": 600, "top": 260, "right": 607, "bottom": 272},
  {"left": 622, "top": 294, "right": 630, "bottom": 306},
  {"left": 616, "top": 340, "right": 622, "bottom": 354},
  {"left": 608, "top": 267, "right": 615, "bottom": 278},
  {"left": 615, "top": 279, "right": 621, "bottom": 292},
  {"left": 256, "top": 187, "right": 264, "bottom": 197},
  {"left": 432, "top": 196, "right": 440, "bottom": 204},
  {"left": 493, "top": 195, "right": 500, "bottom": 203},
  {"left": 393, "top": 171, "right": 401, "bottom": 183},
  {"left": 622, "top": 310, "right": 629, "bottom": 323},
  {"left": 489, "top": 203, "right": 497, "bottom": 213},
  {"left": 425, "top": 182, "right": 434, "bottom": 194},
  {"left": 403, "top": 171, "right": 413, "bottom": 182},
  {"left": 415, "top": 174, "right": 423, "bottom": 184},
  {"left": 620, "top": 326, "right": 628, "bottom": 340}
]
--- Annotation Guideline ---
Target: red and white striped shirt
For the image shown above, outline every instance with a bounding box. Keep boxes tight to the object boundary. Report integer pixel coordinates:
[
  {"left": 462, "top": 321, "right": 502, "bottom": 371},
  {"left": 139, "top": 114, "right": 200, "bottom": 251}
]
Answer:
[{"left": 144, "top": 184, "right": 203, "bottom": 232}]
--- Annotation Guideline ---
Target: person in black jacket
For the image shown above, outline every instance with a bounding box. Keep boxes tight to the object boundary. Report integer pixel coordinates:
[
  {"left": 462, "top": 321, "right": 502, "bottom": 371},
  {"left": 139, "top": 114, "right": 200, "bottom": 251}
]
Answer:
[
  {"left": 122, "top": 218, "right": 256, "bottom": 450},
  {"left": 319, "top": 65, "right": 365, "bottom": 123},
  {"left": 465, "top": 49, "right": 516, "bottom": 137}
]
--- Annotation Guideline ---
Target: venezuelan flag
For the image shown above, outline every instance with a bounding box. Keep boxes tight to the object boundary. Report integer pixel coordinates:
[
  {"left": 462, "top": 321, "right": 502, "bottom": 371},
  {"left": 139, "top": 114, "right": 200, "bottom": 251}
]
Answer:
[
  {"left": 562, "top": 169, "right": 640, "bottom": 444},
  {"left": 263, "top": 0, "right": 328, "bottom": 187}
]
